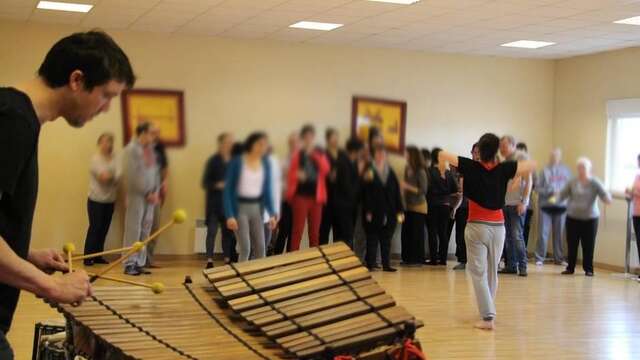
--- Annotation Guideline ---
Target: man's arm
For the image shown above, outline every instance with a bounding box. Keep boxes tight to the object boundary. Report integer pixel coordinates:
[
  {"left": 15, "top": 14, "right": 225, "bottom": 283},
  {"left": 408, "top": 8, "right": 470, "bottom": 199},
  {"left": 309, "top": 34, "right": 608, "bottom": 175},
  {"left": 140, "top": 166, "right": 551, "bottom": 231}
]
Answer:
[
  {"left": 438, "top": 150, "right": 459, "bottom": 168},
  {"left": 515, "top": 160, "right": 537, "bottom": 177},
  {"left": 0, "top": 237, "right": 91, "bottom": 303}
]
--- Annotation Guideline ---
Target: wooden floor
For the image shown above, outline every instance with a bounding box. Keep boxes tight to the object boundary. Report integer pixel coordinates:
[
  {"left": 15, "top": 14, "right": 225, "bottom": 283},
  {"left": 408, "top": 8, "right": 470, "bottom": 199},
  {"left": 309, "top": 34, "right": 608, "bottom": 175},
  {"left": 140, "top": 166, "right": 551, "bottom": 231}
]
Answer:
[{"left": 9, "top": 260, "right": 640, "bottom": 360}]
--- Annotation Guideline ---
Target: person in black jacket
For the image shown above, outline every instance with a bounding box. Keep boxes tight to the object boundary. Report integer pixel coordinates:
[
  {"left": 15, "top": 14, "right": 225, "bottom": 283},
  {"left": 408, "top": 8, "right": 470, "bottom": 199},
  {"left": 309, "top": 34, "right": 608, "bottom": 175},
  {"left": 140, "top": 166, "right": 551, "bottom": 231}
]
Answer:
[
  {"left": 201, "top": 133, "right": 236, "bottom": 268},
  {"left": 320, "top": 128, "right": 359, "bottom": 248},
  {"left": 427, "top": 148, "right": 459, "bottom": 266},
  {"left": 362, "top": 145, "right": 403, "bottom": 272}
]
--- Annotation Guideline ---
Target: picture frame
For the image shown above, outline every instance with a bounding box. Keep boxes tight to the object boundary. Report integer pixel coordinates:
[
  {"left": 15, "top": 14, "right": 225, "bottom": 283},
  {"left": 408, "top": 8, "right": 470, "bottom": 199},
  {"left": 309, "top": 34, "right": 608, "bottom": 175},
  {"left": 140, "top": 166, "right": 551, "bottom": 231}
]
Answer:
[
  {"left": 121, "top": 89, "right": 186, "bottom": 147},
  {"left": 351, "top": 96, "right": 407, "bottom": 154}
]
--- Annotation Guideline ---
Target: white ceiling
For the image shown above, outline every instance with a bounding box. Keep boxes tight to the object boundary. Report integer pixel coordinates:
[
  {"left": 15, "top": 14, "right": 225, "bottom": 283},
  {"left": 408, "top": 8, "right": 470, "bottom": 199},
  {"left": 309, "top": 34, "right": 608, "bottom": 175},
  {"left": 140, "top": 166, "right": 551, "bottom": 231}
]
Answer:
[{"left": 2, "top": 0, "right": 640, "bottom": 58}]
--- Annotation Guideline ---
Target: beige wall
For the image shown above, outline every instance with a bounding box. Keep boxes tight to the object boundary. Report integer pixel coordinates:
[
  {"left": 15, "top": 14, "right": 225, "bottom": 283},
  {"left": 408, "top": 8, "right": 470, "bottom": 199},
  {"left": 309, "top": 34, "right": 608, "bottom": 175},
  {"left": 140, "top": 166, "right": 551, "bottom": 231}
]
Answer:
[
  {"left": 555, "top": 47, "right": 640, "bottom": 269},
  {"left": 0, "top": 21, "right": 555, "bottom": 255}
]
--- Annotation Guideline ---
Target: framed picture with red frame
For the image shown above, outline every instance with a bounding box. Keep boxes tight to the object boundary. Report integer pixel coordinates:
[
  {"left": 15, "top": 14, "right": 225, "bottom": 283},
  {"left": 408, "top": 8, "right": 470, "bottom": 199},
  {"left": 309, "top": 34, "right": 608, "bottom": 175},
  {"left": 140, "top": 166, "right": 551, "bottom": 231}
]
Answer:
[
  {"left": 351, "top": 96, "right": 407, "bottom": 154},
  {"left": 121, "top": 89, "right": 185, "bottom": 147}
]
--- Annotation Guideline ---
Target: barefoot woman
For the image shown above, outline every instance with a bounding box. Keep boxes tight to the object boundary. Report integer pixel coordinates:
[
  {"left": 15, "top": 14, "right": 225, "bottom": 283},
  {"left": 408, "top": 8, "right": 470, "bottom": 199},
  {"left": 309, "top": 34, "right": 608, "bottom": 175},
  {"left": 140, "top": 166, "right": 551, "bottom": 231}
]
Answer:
[{"left": 438, "top": 133, "right": 536, "bottom": 330}]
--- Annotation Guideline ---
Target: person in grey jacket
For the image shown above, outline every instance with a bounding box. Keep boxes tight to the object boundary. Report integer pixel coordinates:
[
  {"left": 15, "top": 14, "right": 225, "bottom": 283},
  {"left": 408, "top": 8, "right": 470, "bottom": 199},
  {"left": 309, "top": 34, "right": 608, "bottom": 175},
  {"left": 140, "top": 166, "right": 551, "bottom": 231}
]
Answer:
[
  {"left": 535, "top": 148, "right": 571, "bottom": 266},
  {"left": 556, "top": 157, "right": 611, "bottom": 276},
  {"left": 122, "top": 122, "right": 161, "bottom": 276}
]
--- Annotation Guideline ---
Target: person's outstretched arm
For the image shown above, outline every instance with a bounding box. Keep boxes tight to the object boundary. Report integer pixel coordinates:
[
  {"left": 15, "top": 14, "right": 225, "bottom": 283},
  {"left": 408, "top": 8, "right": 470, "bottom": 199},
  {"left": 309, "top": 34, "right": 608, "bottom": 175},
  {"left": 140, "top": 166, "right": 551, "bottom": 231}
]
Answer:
[
  {"left": 438, "top": 150, "right": 459, "bottom": 168},
  {"left": 0, "top": 237, "right": 91, "bottom": 304},
  {"left": 515, "top": 160, "right": 537, "bottom": 177}
]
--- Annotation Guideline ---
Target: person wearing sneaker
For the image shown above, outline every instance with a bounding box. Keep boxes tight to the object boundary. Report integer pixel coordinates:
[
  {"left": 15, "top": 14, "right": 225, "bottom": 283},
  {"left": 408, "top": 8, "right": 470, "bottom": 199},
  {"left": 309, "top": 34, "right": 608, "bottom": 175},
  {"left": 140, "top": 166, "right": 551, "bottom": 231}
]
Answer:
[
  {"left": 362, "top": 145, "right": 403, "bottom": 272},
  {"left": 400, "top": 146, "right": 428, "bottom": 266},
  {"left": 438, "top": 134, "right": 536, "bottom": 330},
  {"left": 498, "top": 135, "right": 532, "bottom": 277},
  {"left": 426, "top": 148, "right": 459, "bottom": 266},
  {"left": 535, "top": 148, "right": 571, "bottom": 266},
  {"left": 202, "top": 133, "right": 236, "bottom": 269},
  {"left": 557, "top": 157, "right": 611, "bottom": 277},
  {"left": 122, "top": 122, "right": 161, "bottom": 276},
  {"left": 83, "top": 133, "right": 120, "bottom": 266},
  {"left": 452, "top": 143, "right": 480, "bottom": 271}
]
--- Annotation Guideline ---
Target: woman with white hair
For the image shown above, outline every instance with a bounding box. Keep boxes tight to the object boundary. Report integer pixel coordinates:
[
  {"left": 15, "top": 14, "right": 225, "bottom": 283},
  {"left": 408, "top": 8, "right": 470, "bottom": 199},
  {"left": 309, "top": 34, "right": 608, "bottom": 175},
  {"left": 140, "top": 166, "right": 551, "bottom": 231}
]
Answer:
[{"left": 556, "top": 157, "right": 611, "bottom": 276}]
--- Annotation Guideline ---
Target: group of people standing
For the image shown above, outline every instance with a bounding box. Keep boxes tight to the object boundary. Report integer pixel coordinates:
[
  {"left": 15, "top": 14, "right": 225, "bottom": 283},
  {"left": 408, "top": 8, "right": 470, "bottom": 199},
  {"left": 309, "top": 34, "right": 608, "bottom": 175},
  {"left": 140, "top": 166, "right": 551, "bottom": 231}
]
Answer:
[{"left": 82, "top": 122, "right": 168, "bottom": 276}]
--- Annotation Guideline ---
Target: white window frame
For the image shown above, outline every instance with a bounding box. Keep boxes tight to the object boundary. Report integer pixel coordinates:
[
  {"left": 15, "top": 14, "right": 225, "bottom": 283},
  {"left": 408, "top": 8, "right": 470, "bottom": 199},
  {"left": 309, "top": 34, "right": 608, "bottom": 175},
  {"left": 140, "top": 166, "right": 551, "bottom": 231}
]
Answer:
[{"left": 605, "top": 99, "right": 640, "bottom": 194}]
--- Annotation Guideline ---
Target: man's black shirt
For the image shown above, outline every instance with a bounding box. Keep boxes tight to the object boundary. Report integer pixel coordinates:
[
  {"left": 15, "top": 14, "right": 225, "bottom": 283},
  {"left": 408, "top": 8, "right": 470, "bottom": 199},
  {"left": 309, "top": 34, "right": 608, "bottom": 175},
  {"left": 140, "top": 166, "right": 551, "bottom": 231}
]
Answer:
[{"left": 0, "top": 87, "right": 41, "bottom": 333}]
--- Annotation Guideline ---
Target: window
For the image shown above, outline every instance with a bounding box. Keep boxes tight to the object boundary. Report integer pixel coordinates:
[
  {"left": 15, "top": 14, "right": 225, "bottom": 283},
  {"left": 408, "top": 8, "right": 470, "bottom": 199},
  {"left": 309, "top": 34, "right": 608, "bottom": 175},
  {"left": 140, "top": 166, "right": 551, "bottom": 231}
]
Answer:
[{"left": 606, "top": 99, "right": 640, "bottom": 193}]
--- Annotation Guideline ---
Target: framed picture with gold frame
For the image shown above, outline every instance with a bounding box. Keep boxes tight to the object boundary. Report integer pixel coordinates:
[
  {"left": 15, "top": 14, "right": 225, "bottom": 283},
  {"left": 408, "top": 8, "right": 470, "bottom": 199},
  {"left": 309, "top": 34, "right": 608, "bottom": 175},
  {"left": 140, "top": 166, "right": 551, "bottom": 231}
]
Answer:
[
  {"left": 121, "top": 89, "right": 185, "bottom": 147},
  {"left": 351, "top": 96, "right": 407, "bottom": 154}
]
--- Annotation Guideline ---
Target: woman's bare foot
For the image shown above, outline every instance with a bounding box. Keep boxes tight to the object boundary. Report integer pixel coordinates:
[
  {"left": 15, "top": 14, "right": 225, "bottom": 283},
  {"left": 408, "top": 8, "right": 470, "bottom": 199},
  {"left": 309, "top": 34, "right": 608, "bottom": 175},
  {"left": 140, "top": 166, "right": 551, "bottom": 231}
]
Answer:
[{"left": 474, "top": 320, "right": 495, "bottom": 330}]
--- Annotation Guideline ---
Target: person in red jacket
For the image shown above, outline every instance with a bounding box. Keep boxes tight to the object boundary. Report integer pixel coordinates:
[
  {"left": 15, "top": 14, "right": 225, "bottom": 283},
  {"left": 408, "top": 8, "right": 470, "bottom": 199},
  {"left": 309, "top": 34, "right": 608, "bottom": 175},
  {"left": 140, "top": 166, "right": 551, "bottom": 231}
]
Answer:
[{"left": 286, "top": 125, "right": 330, "bottom": 250}]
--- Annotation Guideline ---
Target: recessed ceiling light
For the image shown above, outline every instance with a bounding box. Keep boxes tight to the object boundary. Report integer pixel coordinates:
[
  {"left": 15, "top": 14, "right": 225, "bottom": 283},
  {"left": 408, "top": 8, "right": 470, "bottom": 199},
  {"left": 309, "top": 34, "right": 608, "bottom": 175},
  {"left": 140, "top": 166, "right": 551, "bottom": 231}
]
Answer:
[
  {"left": 614, "top": 16, "right": 640, "bottom": 25},
  {"left": 501, "top": 40, "right": 555, "bottom": 49},
  {"left": 367, "top": 0, "right": 421, "bottom": 4},
  {"left": 289, "top": 21, "right": 343, "bottom": 31},
  {"left": 37, "top": 1, "right": 93, "bottom": 13}
]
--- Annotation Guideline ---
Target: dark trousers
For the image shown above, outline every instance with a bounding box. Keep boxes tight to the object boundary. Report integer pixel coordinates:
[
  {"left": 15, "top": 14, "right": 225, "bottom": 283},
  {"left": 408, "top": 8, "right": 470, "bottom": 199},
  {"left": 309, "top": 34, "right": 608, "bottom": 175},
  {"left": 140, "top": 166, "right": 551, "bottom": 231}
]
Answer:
[
  {"left": 270, "top": 202, "right": 293, "bottom": 255},
  {"left": 566, "top": 217, "right": 598, "bottom": 273},
  {"left": 84, "top": 199, "right": 115, "bottom": 256},
  {"left": 523, "top": 208, "right": 534, "bottom": 247},
  {"left": 206, "top": 211, "right": 236, "bottom": 261},
  {"left": 634, "top": 217, "right": 640, "bottom": 266},
  {"left": 401, "top": 211, "right": 426, "bottom": 264},
  {"left": 0, "top": 331, "right": 13, "bottom": 360},
  {"left": 365, "top": 222, "right": 395, "bottom": 269},
  {"left": 454, "top": 206, "right": 469, "bottom": 263},
  {"left": 428, "top": 205, "right": 452, "bottom": 264},
  {"left": 320, "top": 204, "right": 355, "bottom": 248}
]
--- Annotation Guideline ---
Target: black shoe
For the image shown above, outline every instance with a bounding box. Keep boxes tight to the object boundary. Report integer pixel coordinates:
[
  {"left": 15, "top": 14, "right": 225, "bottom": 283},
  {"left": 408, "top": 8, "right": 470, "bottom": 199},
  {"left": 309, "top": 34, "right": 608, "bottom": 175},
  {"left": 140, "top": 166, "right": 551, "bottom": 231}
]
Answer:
[
  {"left": 561, "top": 270, "right": 574, "bottom": 275},
  {"left": 367, "top": 266, "right": 377, "bottom": 272},
  {"left": 205, "top": 261, "right": 214, "bottom": 269},
  {"left": 518, "top": 269, "right": 528, "bottom": 277},
  {"left": 383, "top": 267, "right": 397, "bottom": 272},
  {"left": 498, "top": 269, "right": 517, "bottom": 275},
  {"left": 124, "top": 265, "right": 141, "bottom": 276},
  {"left": 93, "top": 257, "right": 109, "bottom": 264},
  {"left": 425, "top": 260, "right": 439, "bottom": 266},
  {"left": 136, "top": 266, "right": 151, "bottom": 275},
  {"left": 438, "top": 261, "right": 447, "bottom": 266},
  {"left": 452, "top": 263, "right": 466, "bottom": 270},
  {"left": 585, "top": 271, "right": 594, "bottom": 277},
  {"left": 83, "top": 259, "right": 94, "bottom": 266}
]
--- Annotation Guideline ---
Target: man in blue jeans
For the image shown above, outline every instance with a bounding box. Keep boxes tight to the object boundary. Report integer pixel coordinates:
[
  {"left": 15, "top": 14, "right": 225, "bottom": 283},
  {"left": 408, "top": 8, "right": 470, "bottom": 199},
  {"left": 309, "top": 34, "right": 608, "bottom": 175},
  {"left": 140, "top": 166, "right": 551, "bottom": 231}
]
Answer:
[{"left": 498, "top": 135, "right": 532, "bottom": 277}]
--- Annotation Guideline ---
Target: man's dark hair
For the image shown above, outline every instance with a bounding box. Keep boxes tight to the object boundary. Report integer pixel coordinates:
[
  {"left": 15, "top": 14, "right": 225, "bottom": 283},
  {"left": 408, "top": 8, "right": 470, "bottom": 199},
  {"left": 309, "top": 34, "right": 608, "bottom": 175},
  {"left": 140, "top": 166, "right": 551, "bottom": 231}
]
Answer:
[
  {"left": 421, "top": 148, "right": 431, "bottom": 164},
  {"left": 38, "top": 30, "right": 135, "bottom": 90},
  {"left": 325, "top": 127, "right": 337, "bottom": 141},
  {"left": 244, "top": 132, "right": 267, "bottom": 153},
  {"left": 231, "top": 142, "right": 244, "bottom": 156},
  {"left": 346, "top": 137, "right": 364, "bottom": 153},
  {"left": 516, "top": 142, "right": 528, "bottom": 152},
  {"left": 431, "top": 147, "right": 442, "bottom": 165},
  {"left": 300, "top": 124, "right": 315, "bottom": 137},
  {"left": 478, "top": 133, "right": 500, "bottom": 163},
  {"left": 135, "top": 122, "right": 150, "bottom": 136}
]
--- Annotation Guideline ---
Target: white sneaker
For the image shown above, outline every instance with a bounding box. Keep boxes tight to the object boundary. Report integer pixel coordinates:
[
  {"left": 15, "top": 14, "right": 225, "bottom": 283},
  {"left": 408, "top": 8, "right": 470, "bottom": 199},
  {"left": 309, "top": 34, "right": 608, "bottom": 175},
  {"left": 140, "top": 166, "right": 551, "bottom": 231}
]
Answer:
[{"left": 535, "top": 261, "right": 543, "bottom": 266}]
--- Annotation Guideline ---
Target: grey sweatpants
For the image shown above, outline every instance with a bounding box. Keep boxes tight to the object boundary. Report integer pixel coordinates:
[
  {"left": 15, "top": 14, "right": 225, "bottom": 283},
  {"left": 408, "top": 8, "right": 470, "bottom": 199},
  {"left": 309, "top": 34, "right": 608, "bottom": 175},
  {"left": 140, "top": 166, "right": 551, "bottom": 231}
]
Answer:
[
  {"left": 123, "top": 197, "right": 154, "bottom": 268},
  {"left": 465, "top": 222, "right": 505, "bottom": 321},
  {"left": 535, "top": 210, "right": 566, "bottom": 263},
  {"left": 237, "top": 203, "right": 266, "bottom": 262}
]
